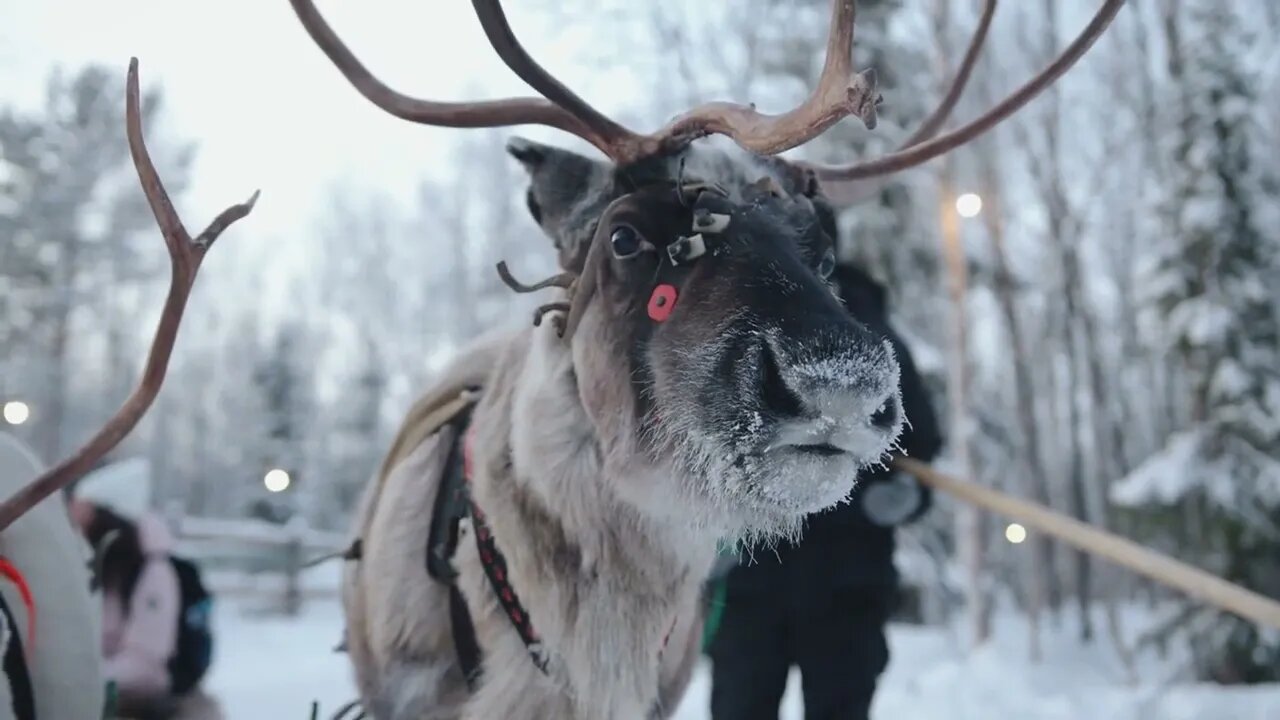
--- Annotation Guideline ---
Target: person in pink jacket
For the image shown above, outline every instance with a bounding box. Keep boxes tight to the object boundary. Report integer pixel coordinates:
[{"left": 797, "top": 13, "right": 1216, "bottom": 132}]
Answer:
[{"left": 68, "top": 499, "right": 184, "bottom": 717}]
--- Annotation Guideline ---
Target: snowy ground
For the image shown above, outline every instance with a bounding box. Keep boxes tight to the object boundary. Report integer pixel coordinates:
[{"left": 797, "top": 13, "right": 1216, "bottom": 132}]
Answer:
[{"left": 201, "top": 592, "right": 1280, "bottom": 719}]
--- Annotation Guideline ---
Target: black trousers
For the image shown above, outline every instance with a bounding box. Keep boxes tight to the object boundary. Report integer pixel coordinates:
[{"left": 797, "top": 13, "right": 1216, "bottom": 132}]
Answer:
[{"left": 707, "top": 582, "right": 892, "bottom": 720}]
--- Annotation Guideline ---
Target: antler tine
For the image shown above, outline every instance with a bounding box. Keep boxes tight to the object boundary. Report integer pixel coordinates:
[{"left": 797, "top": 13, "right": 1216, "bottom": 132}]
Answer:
[
  {"left": 469, "top": 0, "right": 643, "bottom": 156},
  {"left": 814, "top": 0, "right": 1126, "bottom": 181},
  {"left": 635, "top": 0, "right": 880, "bottom": 161},
  {"left": 898, "top": 0, "right": 998, "bottom": 149},
  {"left": 288, "top": 0, "right": 616, "bottom": 155},
  {"left": 811, "top": 0, "right": 997, "bottom": 204},
  {"left": 292, "top": 0, "right": 1115, "bottom": 173},
  {"left": 289, "top": 0, "right": 884, "bottom": 164},
  {"left": 0, "top": 58, "right": 257, "bottom": 532}
]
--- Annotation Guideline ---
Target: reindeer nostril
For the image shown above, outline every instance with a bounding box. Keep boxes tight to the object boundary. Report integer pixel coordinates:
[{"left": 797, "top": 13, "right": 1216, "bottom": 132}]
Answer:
[
  {"left": 758, "top": 340, "right": 804, "bottom": 419},
  {"left": 870, "top": 394, "right": 898, "bottom": 430}
]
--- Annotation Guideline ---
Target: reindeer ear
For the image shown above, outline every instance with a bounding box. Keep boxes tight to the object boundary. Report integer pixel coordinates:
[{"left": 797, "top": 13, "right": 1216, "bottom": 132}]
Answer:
[
  {"left": 505, "top": 136, "right": 548, "bottom": 167},
  {"left": 506, "top": 137, "right": 607, "bottom": 226},
  {"left": 813, "top": 194, "right": 839, "bottom": 243},
  {"left": 506, "top": 136, "right": 613, "bottom": 270}
]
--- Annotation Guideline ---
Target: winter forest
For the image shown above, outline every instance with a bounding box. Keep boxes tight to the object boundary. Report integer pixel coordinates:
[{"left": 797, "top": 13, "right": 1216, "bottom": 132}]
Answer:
[{"left": 3, "top": 0, "right": 1280, "bottom": 718}]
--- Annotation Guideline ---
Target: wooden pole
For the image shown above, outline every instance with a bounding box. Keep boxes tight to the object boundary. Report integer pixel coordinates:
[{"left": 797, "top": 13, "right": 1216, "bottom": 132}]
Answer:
[{"left": 894, "top": 458, "right": 1280, "bottom": 630}]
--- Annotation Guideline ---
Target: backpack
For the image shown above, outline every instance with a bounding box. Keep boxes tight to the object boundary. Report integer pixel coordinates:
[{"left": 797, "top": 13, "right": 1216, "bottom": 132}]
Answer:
[{"left": 166, "top": 556, "right": 213, "bottom": 695}]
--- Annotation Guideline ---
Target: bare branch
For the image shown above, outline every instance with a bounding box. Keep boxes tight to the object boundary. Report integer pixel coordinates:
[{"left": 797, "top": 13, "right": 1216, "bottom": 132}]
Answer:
[
  {"left": 0, "top": 58, "right": 257, "bottom": 532},
  {"left": 814, "top": 0, "right": 1126, "bottom": 181}
]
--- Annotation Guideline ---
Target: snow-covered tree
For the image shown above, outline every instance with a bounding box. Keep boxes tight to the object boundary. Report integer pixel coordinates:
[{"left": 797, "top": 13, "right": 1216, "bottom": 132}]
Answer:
[
  {"left": 1115, "top": 0, "right": 1280, "bottom": 683},
  {"left": 250, "top": 320, "right": 320, "bottom": 524},
  {"left": 321, "top": 334, "right": 388, "bottom": 530},
  {"left": 0, "top": 64, "right": 192, "bottom": 462}
]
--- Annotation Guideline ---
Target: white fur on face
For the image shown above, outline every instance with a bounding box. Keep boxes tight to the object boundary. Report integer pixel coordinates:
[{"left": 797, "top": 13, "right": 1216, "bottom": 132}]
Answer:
[
  {"left": 638, "top": 306, "right": 905, "bottom": 546},
  {"left": 645, "top": 403, "right": 898, "bottom": 547}
]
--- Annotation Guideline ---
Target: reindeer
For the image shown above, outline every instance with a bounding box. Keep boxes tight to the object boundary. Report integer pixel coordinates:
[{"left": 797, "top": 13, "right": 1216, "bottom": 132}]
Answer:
[
  {"left": 0, "top": 1, "right": 1123, "bottom": 718},
  {"left": 281, "top": 1, "right": 1126, "bottom": 718}
]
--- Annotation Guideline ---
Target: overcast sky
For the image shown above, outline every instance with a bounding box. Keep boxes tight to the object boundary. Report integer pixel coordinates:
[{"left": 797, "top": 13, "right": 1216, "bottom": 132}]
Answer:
[{"left": 1, "top": 0, "right": 634, "bottom": 242}]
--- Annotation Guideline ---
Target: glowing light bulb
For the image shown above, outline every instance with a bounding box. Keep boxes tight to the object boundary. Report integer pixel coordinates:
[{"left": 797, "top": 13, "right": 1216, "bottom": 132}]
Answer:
[
  {"left": 264, "top": 468, "right": 292, "bottom": 493},
  {"left": 1005, "top": 522, "right": 1027, "bottom": 544},
  {"left": 955, "top": 193, "right": 983, "bottom": 218},
  {"left": 2, "top": 401, "right": 30, "bottom": 426}
]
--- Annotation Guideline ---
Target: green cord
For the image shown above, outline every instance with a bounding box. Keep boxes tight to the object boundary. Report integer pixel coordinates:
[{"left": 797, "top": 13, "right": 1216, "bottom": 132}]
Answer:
[
  {"left": 701, "top": 579, "right": 728, "bottom": 652},
  {"left": 101, "top": 680, "right": 117, "bottom": 719}
]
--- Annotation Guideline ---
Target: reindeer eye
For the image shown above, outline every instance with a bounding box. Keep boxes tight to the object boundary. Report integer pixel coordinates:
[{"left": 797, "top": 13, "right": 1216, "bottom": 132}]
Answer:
[
  {"left": 610, "top": 225, "right": 649, "bottom": 259},
  {"left": 818, "top": 249, "right": 836, "bottom": 279}
]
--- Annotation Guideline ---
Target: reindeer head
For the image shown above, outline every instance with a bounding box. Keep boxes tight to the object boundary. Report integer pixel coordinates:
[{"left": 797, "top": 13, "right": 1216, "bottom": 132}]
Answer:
[
  {"left": 281, "top": 0, "right": 1124, "bottom": 537},
  {"left": 502, "top": 138, "right": 902, "bottom": 534}
]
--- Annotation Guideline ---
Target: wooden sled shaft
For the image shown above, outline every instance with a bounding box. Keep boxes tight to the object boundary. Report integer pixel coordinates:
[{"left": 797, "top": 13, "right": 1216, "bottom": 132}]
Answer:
[{"left": 893, "top": 458, "right": 1280, "bottom": 631}]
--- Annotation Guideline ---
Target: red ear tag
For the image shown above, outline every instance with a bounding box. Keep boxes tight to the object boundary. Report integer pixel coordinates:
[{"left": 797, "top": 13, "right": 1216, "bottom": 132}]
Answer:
[{"left": 647, "top": 284, "right": 678, "bottom": 322}]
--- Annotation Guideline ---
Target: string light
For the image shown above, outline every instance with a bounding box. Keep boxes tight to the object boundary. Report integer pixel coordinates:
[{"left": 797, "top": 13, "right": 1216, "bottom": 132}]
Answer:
[
  {"left": 264, "top": 468, "right": 292, "bottom": 493},
  {"left": 2, "top": 401, "right": 30, "bottom": 426},
  {"left": 1005, "top": 523, "right": 1027, "bottom": 544},
  {"left": 955, "top": 193, "right": 983, "bottom": 218}
]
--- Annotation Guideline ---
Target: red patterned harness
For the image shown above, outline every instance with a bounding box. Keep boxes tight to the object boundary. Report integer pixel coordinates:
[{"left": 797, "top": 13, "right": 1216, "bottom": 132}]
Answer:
[{"left": 425, "top": 404, "right": 678, "bottom": 692}]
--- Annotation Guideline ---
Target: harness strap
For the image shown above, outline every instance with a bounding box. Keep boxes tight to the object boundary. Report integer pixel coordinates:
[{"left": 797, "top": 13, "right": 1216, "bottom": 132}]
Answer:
[
  {"left": 0, "top": 559, "right": 35, "bottom": 660},
  {"left": 426, "top": 400, "right": 679, "bottom": 688},
  {"left": 426, "top": 408, "right": 474, "bottom": 585},
  {"left": 448, "top": 586, "right": 483, "bottom": 690},
  {"left": 422, "top": 404, "right": 484, "bottom": 689},
  {"left": 425, "top": 408, "right": 554, "bottom": 688},
  {"left": 462, "top": 429, "right": 551, "bottom": 674},
  {"left": 0, "top": 571, "right": 35, "bottom": 720}
]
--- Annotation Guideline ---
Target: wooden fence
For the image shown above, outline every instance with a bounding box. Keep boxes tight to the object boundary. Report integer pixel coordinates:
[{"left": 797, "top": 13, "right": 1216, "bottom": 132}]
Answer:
[{"left": 171, "top": 514, "right": 347, "bottom": 616}]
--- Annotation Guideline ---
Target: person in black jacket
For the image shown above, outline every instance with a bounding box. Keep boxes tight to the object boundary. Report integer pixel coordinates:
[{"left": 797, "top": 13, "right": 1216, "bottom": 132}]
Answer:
[{"left": 705, "top": 261, "right": 944, "bottom": 720}]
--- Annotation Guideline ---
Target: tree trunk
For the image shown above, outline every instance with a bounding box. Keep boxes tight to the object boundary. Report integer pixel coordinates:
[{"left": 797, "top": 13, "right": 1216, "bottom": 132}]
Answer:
[
  {"left": 930, "top": 0, "right": 992, "bottom": 647},
  {"left": 938, "top": 164, "right": 991, "bottom": 646},
  {"left": 1053, "top": 247, "right": 1092, "bottom": 640},
  {"left": 976, "top": 158, "right": 1046, "bottom": 658}
]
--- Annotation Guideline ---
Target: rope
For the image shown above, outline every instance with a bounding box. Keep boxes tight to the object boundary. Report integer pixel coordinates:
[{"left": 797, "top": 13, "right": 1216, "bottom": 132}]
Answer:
[{"left": 892, "top": 457, "right": 1280, "bottom": 631}]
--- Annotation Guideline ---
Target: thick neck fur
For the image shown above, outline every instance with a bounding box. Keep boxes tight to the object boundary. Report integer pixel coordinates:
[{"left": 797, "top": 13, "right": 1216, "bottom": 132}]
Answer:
[{"left": 465, "top": 324, "right": 715, "bottom": 719}]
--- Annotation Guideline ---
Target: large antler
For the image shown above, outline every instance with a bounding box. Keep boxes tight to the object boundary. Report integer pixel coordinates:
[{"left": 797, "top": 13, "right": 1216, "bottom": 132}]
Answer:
[
  {"left": 291, "top": 0, "right": 1122, "bottom": 175},
  {"left": 285, "top": 0, "right": 614, "bottom": 151},
  {"left": 624, "top": 0, "right": 881, "bottom": 159},
  {"left": 291, "top": 0, "right": 880, "bottom": 165},
  {"left": 898, "top": 0, "right": 999, "bottom": 150},
  {"left": 811, "top": 0, "right": 999, "bottom": 205},
  {"left": 0, "top": 59, "right": 257, "bottom": 532},
  {"left": 816, "top": 0, "right": 1127, "bottom": 180}
]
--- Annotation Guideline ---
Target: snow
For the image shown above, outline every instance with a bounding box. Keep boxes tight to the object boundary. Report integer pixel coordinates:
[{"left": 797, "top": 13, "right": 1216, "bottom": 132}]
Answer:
[
  {"left": 73, "top": 456, "right": 154, "bottom": 518},
  {"left": 1111, "top": 427, "right": 1280, "bottom": 510},
  {"left": 205, "top": 598, "right": 354, "bottom": 719},
  {"left": 1111, "top": 430, "right": 1206, "bottom": 507},
  {"left": 201, "top": 593, "right": 1280, "bottom": 719},
  {"left": 1168, "top": 298, "right": 1236, "bottom": 348}
]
